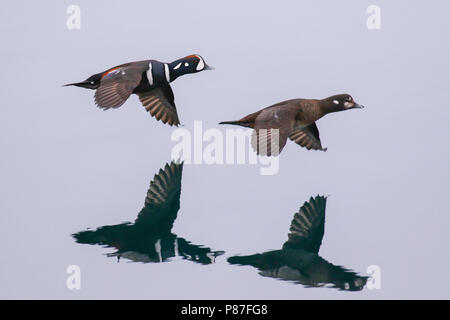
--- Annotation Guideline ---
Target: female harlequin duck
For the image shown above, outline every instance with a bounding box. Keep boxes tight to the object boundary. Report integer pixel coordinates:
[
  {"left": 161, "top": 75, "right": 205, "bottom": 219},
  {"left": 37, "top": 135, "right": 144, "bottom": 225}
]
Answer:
[
  {"left": 228, "top": 195, "right": 368, "bottom": 291},
  {"left": 64, "top": 55, "right": 213, "bottom": 126},
  {"left": 220, "top": 94, "right": 364, "bottom": 155}
]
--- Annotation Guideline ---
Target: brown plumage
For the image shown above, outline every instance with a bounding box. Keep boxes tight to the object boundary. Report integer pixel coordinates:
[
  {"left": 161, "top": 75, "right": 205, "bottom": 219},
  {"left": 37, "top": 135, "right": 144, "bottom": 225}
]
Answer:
[
  {"left": 64, "top": 55, "right": 213, "bottom": 126},
  {"left": 220, "top": 94, "right": 364, "bottom": 155}
]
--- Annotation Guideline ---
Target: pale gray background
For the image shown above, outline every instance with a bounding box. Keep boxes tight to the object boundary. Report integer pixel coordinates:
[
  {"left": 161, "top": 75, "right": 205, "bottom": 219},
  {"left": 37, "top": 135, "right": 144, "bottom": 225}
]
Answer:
[{"left": 1, "top": 0, "right": 449, "bottom": 299}]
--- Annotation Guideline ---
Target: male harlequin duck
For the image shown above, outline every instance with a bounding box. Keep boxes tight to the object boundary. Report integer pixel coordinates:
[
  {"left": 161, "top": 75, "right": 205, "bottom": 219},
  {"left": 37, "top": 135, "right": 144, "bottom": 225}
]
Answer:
[
  {"left": 220, "top": 94, "right": 364, "bottom": 155},
  {"left": 64, "top": 55, "right": 213, "bottom": 126}
]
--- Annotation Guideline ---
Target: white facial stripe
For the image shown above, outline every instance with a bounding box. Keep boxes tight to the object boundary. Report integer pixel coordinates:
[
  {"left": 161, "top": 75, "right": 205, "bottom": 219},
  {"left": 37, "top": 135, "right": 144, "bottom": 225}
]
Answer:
[
  {"left": 344, "top": 101, "right": 353, "bottom": 108},
  {"left": 173, "top": 62, "right": 182, "bottom": 70},
  {"left": 196, "top": 55, "right": 205, "bottom": 71},
  {"left": 146, "top": 62, "right": 153, "bottom": 86},
  {"left": 164, "top": 63, "right": 170, "bottom": 82},
  {"left": 333, "top": 100, "right": 339, "bottom": 105}
]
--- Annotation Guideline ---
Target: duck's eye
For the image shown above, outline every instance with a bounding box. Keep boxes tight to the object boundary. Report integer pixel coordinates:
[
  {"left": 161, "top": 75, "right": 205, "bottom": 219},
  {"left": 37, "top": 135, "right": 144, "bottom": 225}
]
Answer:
[{"left": 346, "top": 96, "right": 352, "bottom": 102}]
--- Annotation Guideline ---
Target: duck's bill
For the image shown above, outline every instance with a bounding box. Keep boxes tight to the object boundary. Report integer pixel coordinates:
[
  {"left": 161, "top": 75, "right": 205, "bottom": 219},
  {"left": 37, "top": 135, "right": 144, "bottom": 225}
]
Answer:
[
  {"left": 204, "top": 64, "right": 215, "bottom": 70},
  {"left": 353, "top": 103, "right": 364, "bottom": 109}
]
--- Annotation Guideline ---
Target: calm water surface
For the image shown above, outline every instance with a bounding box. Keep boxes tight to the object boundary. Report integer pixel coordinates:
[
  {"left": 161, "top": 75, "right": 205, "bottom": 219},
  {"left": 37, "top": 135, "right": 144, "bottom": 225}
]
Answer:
[{"left": 1, "top": 1, "right": 449, "bottom": 299}]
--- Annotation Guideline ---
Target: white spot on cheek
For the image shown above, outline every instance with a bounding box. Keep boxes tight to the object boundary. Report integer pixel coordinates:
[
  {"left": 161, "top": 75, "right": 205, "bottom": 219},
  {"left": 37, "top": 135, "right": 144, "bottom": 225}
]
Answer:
[
  {"left": 184, "top": 62, "right": 189, "bottom": 67},
  {"left": 344, "top": 101, "right": 353, "bottom": 108},
  {"left": 333, "top": 100, "right": 339, "bottom": 105}
]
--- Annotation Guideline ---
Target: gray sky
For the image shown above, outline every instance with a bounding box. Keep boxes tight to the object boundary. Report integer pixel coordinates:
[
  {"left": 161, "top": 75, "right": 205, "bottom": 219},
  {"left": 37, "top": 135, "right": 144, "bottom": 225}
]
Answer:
[{"left": 1, "top": 0, "right": 449, "bottom": 299}]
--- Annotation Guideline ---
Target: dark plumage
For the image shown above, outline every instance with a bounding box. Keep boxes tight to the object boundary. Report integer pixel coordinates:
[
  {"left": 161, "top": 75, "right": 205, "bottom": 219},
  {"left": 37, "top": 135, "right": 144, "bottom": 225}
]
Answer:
[
  {"left": 73, "top": 161, "right": 224, "bottom": 264},
  {"left": 227, "top": 195, "right": 368, "bottom": 291},
  {"left": 220, "top": 94, "right": 364, "bottom": 155},
  {"left": 64, "top": 55, "right": 213, "bottom": 126}
]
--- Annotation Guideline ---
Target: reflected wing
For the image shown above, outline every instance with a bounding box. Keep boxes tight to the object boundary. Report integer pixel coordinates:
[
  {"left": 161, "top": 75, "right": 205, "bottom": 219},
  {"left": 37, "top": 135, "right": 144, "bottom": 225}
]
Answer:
[
  {"left": 282, "top": 195, "right": 327, "bottom": 253},
  {"left": 138, "top": 84, "right": 180, "bottom": 126},
  {"left": 94, "top": 66, "right": 145, "bottom": 109},
  {"left": 134, "top": 161, "right": 183, "bottom": 229},
  {"left": 289, "top": 122, "right": 327, "bottom": 151}
]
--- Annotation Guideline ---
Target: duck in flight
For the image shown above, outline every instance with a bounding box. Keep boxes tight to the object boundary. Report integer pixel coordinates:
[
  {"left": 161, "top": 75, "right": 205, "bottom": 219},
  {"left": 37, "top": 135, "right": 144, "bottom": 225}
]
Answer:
[
  {"left": 228, "top": 195, "right": 368, "bottom": 291},
  {"left": 64, "top": 55, "right": 213, "bottom": 126},
  {"left": 220, "top": 94, "right": 364, "bottom": 155}
]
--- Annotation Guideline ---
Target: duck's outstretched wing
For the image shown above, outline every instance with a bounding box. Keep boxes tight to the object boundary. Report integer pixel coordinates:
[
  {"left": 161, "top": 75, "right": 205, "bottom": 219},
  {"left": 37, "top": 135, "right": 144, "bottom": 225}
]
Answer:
[
  {"left": 138, "top": 84, "right": 180, "bottom": 126},
  {"left": 134, "top": 161, "right": 184, "bottom": 230},
  {"left": 282, "top": 195, "right": 327, "bottom": 253},
  {"left": 94, "top": 63, "right": 147, "bottom": 109},
  {"left": 250, "top": 105, "right": 299, "bottom": 156},
  {"left": 289, "top": 123, "right": 327, "bottom": 151}
]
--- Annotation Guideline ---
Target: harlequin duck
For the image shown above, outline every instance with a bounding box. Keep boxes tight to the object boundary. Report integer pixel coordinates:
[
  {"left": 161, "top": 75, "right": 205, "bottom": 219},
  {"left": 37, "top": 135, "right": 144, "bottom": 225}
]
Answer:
[
  {"left": 220, "top": 94, "right": 364, "bottom": 155},
  {"left": 64, "top": 54, "right": 213, "bottom": 126},
  {"left": 73, "top": 161, "right": 224, "bottom": 264},
  {"left": 227, "top": 195, "right": 368, "bottom": 291}
]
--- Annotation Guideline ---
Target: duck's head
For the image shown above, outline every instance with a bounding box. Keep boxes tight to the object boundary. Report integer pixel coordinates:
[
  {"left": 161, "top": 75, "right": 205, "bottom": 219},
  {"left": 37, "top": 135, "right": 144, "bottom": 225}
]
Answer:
[
  {"left": 169, "top": 54, "right": 213, "bottom": 80},
  {"left": 322, "top": 94, "right": 365, "bottom": 113}
]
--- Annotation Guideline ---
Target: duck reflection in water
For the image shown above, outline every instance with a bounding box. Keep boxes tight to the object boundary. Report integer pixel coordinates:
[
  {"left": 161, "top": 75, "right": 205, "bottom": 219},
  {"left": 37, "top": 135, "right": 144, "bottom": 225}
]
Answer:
[
  {"left": 228, "top": 196, "right": 368, "bottom": 291},
  {"left": 73, "top": 161, "right": 224, "bottom": 264}
]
